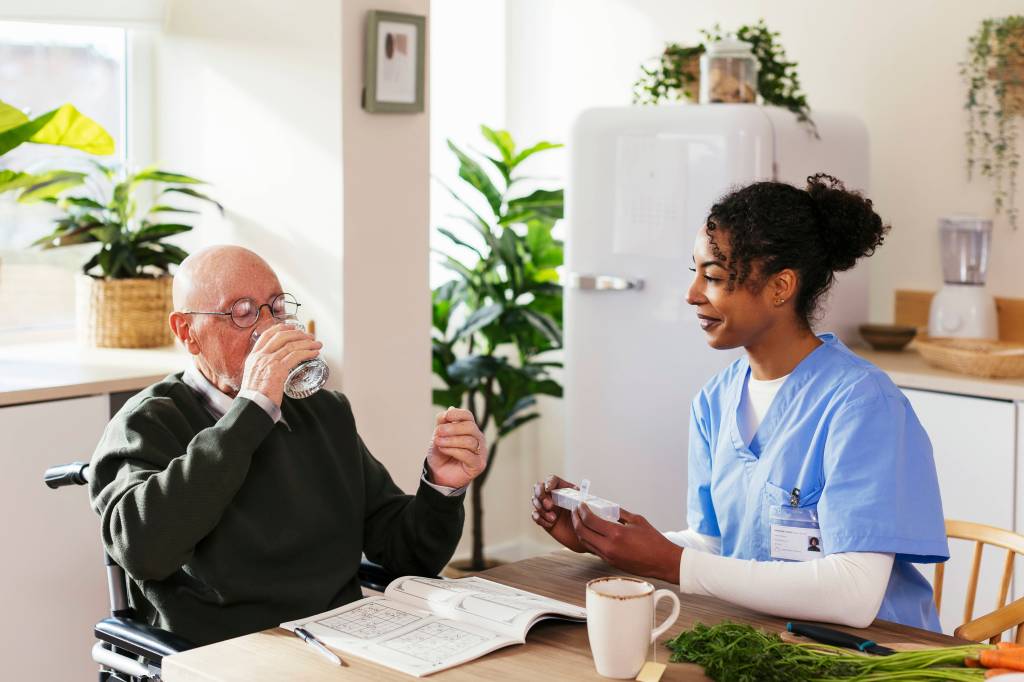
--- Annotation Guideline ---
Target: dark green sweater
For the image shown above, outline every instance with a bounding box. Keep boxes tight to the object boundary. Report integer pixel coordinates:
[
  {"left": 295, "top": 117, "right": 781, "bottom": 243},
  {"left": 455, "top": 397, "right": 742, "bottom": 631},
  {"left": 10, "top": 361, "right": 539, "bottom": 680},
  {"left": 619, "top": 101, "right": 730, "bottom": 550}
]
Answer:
[{"left": 89, "top": 373, "right": 465, "bottom": 645}]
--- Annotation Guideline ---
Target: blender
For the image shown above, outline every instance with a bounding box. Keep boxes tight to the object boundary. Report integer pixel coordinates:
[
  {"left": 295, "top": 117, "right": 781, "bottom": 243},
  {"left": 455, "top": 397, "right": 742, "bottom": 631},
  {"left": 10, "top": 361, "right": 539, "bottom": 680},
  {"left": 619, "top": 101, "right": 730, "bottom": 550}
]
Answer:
[{"left": 928, "top": 216, "right": 998, "bottom": 339}]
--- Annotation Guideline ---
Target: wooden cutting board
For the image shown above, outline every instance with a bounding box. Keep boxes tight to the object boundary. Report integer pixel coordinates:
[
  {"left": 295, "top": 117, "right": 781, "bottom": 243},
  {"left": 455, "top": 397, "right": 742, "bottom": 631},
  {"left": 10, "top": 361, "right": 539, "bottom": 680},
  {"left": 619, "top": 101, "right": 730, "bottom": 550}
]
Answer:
[{"left": 894, "top": 289, "right": 1024, "bottom": 343}]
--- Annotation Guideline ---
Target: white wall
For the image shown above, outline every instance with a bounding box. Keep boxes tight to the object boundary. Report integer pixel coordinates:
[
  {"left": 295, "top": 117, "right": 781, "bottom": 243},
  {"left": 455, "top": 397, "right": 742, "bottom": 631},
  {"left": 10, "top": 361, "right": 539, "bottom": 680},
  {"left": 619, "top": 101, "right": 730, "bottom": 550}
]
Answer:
[
  {"left": 341, "top": 0, "right": 432, "bottom": 491},
  {"left": 506, "top": 0, "right": 1024, "bottom": 324},
  {"left": 155, "top": 0, "right": 344, "bottom": 386},
  {"left": 158, "top": 0, "right": 434, "bottom": 490}
]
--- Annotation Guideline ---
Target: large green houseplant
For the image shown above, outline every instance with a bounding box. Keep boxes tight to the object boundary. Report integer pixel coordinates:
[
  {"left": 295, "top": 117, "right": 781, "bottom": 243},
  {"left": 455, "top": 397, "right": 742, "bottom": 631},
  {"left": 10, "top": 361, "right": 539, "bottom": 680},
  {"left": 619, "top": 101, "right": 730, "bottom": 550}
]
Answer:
[
  {"left": 432, "top": 126, "right": 564, "bottom": 571},
  {"left": 963, "top": 15, "right": 1024, "bottom": 228}
]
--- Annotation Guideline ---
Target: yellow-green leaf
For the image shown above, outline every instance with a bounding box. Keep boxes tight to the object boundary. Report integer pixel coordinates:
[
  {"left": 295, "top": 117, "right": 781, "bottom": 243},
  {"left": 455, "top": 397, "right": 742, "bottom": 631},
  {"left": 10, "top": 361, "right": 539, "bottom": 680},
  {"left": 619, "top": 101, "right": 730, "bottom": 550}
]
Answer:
[
  {"left": 0, "top": 100, "right": 28, "bottom": 133},
  {"left": 27, "top": 104, "right": 115, "bottom": 156}
]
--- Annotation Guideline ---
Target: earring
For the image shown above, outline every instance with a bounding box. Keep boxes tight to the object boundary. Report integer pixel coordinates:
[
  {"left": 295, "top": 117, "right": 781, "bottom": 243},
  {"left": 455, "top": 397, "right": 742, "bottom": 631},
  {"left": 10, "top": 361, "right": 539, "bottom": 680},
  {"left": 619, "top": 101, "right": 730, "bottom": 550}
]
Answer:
[{"left": 775, "top": 298, "right": 785, "bottom": 306}]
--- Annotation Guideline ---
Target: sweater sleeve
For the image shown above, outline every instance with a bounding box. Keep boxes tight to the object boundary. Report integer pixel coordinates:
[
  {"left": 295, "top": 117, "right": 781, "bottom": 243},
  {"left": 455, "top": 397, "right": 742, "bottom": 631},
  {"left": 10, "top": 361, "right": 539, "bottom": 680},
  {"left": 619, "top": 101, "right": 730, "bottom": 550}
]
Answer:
[
  {"left": 678, "top": 550, "right": 894, "bottom": 628},
  {"left": 359, "top": 436, "right": 465, "bottom": 577},
  {"left": 89, "top": 395, "right": 275, "bottom": 581}
]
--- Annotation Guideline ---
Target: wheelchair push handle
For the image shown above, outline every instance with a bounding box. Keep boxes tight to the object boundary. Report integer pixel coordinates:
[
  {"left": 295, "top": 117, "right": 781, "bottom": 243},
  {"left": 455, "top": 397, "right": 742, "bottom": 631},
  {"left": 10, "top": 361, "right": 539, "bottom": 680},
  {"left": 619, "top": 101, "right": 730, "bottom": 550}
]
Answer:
[{"left": 44, "top": 461, "right": 90, "bottom": 489}]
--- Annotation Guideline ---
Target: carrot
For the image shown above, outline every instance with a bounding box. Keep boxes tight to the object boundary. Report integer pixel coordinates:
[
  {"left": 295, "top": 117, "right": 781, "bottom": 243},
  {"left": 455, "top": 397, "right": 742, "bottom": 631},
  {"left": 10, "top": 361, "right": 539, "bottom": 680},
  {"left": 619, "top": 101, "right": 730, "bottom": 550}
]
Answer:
[
  {"left": 980, "top": 649, "right": 1024, "bottom": 671},
  {"left": 997, "top": 642, "right": 1024, "bottom": 650},
  {"left": 986, "top": 669, "right": 1018, "bottom": 678},
  {"left": 966, "top": 657, "right": 983, "bottom": 667}
]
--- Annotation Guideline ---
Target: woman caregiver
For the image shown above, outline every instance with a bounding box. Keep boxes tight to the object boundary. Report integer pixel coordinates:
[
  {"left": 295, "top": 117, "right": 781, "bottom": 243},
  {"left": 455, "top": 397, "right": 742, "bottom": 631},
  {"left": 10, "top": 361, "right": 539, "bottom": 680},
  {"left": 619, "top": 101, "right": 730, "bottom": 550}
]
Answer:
[{"left": 532, "top": 174, "right": 949, "bottom": 631}]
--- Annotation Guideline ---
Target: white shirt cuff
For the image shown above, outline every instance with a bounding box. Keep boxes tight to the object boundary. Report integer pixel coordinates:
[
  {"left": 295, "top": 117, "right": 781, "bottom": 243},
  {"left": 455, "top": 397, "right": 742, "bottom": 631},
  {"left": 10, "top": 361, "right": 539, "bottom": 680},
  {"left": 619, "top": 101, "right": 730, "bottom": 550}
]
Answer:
[
  {"left": 238, "top": 389, "right": 282, "bottom": 424},
  {"left": 421, "top": 461, "right": 467, "bottom": 497}
]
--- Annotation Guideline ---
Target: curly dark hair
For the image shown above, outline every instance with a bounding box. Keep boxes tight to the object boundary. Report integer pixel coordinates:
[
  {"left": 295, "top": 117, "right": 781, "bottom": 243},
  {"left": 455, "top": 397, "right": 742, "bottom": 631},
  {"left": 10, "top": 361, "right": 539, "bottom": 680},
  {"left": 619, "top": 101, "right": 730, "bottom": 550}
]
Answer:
[{"left": 705, "top": 173, "right": 890, "bottom": 324}]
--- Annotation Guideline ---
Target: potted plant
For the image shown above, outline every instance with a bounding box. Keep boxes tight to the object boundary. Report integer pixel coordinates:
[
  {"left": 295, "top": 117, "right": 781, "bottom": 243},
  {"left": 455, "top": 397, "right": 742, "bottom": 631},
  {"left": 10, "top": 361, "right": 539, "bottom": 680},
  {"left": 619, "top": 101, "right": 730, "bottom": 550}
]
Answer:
[
  {"left": 0, "top": 162, "right": 222, "bottom": 347},
  {"left": 633, "top": 19, "right": 817, "bottom": 137},
  {"left": 432, "top": 125, "right": 564, "bottom": 572},
  {"left": 963, "top": 15, "right": 1024, "bottom": 228}
]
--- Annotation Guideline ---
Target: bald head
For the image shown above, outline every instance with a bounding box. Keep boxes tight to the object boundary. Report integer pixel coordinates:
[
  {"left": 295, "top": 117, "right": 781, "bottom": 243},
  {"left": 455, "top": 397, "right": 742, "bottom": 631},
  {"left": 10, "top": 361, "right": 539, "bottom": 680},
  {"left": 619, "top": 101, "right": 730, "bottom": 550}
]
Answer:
[{"left": 173, "top": 245, "right": 280, "bottom": 311}]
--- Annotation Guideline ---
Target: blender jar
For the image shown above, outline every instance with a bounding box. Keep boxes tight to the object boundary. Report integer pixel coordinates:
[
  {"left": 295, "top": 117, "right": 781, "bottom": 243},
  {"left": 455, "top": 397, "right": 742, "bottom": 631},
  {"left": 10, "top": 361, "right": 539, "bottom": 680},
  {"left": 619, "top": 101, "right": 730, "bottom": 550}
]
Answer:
[{"left": 939, "top": 216, "right": 992, "bottom": 285}]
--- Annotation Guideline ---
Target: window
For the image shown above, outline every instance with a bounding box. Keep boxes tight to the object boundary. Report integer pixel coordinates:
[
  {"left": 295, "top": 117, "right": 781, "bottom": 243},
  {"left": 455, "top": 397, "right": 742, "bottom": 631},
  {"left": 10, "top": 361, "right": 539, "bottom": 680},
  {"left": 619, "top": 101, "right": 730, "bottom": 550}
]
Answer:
[{"left": 0, "top": 21, "right": 126, "bottom": 337}]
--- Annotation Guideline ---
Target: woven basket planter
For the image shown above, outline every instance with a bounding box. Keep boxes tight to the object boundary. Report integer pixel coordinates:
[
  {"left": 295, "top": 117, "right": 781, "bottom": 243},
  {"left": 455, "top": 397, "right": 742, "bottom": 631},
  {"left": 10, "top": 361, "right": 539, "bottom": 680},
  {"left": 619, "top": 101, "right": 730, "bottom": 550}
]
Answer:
[{"left": 76, "top": 275, "right": 174, "bottom": 348}]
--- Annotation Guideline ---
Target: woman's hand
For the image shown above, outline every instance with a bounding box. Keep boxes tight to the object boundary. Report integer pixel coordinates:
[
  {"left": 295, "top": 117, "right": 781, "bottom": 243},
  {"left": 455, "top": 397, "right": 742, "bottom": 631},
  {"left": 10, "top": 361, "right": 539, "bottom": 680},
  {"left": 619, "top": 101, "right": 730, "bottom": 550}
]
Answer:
[
  {"left": 571, "top": 505, "right": 683, "bottom": 584},
  {"left": 531, "top": 475, "right": 586, "bottom": 553}
]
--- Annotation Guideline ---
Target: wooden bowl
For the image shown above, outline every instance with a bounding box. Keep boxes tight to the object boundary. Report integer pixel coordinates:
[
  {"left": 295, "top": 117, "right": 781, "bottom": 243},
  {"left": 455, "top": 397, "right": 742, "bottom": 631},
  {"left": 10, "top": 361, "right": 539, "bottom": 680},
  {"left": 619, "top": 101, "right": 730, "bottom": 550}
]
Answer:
[{"left": 858, "top": 323, "right": 917, "bottom": 351}]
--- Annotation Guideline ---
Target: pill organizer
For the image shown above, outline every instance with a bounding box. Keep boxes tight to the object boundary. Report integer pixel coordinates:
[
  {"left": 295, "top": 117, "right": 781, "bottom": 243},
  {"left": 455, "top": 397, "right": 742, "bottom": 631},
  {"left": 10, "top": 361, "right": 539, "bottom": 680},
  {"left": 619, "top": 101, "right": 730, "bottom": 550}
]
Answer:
[{"left": 551, "top": 479, "right": 620, "bottom": 522}]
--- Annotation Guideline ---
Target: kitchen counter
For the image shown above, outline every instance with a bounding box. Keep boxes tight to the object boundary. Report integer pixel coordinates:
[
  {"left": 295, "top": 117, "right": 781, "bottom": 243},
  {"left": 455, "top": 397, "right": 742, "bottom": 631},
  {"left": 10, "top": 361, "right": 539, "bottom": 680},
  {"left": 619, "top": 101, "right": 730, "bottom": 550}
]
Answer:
[
  {"left": 854, "top": 344, "right": 1024, "bottom": 402},
  {"left": 0, "top": 340, "right": 186, "bottom": 407}
]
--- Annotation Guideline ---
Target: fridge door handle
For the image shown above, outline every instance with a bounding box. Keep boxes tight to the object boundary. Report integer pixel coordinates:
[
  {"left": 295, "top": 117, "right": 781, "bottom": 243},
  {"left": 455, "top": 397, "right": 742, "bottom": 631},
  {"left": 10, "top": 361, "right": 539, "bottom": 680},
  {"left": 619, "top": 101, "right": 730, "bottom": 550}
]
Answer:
[{"left": 567, "top": 273, "right": 645, "bottom": 291}]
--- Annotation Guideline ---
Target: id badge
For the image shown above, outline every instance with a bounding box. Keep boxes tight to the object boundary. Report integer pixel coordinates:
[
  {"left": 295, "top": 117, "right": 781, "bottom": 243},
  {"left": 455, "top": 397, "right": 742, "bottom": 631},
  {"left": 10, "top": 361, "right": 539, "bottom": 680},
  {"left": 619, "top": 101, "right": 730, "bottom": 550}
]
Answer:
[{"left": 770, "top": 503, "right": 823, "bottom": 561}]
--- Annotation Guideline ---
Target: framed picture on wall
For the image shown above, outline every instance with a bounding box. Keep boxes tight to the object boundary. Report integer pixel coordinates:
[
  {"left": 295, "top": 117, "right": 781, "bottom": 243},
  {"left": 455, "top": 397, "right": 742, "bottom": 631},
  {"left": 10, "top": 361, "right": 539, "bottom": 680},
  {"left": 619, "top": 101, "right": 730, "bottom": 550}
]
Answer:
[{"left": 363, "top": 10, "right": 426, "bottom": 113}]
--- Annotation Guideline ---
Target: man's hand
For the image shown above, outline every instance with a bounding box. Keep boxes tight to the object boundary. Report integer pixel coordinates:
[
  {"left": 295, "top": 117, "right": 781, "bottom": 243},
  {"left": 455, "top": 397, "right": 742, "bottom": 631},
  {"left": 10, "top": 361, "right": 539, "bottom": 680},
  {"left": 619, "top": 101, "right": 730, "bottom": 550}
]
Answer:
[
  {"left": 531, "top": 475, "right": 586, "bottom": 553},
  {"left": 571, "top": 505, "right": 683, "bottom": 584},
  {"left": 426, "top": 407, "right": 487, "bottom": 489},
  {"left": 241, "top": 323, "right": 322, "bottom": 406}
]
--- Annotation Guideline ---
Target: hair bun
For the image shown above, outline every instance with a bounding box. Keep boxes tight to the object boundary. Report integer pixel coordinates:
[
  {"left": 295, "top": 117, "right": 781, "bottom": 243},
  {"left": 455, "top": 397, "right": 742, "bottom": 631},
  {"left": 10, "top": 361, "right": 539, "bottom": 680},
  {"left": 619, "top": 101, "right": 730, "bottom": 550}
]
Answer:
[{"left": 806, "top": 173, "right": 889, "bottom": 272}]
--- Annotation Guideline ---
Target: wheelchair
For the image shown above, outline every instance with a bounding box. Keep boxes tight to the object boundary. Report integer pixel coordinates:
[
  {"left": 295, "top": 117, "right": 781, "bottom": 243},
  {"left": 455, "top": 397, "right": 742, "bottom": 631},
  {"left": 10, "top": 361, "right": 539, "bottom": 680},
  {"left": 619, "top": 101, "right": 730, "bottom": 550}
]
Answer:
[{"left": 44, "top": 461, "right": 402, "bottom": 682}]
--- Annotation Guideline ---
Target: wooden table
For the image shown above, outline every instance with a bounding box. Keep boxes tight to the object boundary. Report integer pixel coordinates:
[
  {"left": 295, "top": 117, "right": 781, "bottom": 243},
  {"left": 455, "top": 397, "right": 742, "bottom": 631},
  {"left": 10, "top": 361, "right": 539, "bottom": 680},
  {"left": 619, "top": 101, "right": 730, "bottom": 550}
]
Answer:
[{"left": 163, "top": 551, "right": 964, "bottom": 681}]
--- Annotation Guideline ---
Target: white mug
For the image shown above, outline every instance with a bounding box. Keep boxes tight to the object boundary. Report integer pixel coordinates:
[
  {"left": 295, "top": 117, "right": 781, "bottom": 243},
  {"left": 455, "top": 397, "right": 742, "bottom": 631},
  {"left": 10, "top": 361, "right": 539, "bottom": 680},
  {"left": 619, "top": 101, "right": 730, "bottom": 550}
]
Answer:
[{"left": 586, "top": 577, "right": 681, "bottom": 679}]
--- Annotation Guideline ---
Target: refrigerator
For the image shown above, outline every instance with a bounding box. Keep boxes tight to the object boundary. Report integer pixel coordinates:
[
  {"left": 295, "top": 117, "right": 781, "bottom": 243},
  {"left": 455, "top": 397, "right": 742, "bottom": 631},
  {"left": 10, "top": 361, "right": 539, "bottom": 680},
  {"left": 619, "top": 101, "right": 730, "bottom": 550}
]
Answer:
[{"left": 564, "top": 104, "right": 870, "bottom": 530}]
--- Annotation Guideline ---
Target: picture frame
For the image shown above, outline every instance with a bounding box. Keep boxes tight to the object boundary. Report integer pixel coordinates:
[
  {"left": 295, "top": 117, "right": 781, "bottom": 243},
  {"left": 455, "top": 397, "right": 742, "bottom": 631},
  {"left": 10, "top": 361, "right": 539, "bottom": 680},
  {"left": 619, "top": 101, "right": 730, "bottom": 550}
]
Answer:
[{"left": 363, "top": 10, "right": 426, "bottom": 113}]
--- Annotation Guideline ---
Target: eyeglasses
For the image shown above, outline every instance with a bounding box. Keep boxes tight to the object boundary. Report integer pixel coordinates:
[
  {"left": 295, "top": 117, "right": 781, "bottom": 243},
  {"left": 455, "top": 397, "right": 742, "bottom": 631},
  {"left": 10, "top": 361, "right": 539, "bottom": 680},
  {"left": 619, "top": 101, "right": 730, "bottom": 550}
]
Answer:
[{"left": 181, "top": 293, "right": 301, "bottom": 329}]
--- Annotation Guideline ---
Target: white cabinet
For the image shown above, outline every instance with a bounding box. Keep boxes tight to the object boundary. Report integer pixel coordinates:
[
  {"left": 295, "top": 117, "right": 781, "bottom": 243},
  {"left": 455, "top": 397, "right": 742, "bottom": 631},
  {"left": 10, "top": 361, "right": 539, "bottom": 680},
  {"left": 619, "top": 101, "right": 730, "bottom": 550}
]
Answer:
[
  {"left": 902, "top": 388, "right": 1017, "bottom": 635},
  {"left": 0, "top": 395, "right": 110, "bottom": 680}
]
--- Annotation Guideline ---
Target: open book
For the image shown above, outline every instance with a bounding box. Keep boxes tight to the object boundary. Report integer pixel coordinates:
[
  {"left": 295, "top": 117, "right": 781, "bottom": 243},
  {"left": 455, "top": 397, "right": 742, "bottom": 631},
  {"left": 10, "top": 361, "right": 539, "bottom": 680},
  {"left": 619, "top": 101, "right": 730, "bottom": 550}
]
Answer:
[{"left": 280, "top": 575, "right": 587, "bottom": 677}]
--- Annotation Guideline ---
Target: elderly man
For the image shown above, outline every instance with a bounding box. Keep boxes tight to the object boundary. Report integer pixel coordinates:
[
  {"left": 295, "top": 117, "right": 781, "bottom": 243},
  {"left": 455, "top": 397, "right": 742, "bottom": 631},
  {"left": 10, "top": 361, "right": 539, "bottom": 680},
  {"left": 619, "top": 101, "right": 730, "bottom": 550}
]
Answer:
[{"left": 89, "top": 245, "right": 486, "bottom": 645}]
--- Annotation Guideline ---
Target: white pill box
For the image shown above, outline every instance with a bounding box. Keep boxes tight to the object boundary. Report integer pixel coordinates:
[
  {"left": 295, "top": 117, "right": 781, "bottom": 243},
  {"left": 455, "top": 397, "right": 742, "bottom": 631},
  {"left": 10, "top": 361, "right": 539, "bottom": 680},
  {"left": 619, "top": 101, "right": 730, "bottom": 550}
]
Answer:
[{"left": 550, "top": 488, "right": 620, "bottom": 522}]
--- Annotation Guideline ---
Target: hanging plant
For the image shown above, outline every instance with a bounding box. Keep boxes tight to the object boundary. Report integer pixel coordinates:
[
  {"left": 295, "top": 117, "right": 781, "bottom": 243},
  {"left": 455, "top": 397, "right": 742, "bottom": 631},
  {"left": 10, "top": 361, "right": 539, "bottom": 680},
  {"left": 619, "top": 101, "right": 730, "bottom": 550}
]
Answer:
[
  {"left": 963, "top": 15, "right": 1024, "bottom": 229},
  {"left": 632, "top": 19, "right": 817, "bottom": 137}
]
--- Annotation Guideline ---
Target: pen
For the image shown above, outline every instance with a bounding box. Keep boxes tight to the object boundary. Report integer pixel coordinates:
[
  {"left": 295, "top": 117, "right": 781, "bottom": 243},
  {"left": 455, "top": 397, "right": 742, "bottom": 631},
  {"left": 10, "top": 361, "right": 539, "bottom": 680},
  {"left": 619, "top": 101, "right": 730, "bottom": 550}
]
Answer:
[{"left": 294, "top": 626, "right": 345, "bottom": 666}]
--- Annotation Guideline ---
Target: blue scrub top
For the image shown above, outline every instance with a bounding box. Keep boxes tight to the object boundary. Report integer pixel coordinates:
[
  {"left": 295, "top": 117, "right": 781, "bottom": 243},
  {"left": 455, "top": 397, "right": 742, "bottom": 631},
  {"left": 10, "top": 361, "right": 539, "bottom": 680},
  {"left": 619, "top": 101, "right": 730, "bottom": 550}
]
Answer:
[{"left": 687, "top": 334, "right": 949, "bottom": 631}]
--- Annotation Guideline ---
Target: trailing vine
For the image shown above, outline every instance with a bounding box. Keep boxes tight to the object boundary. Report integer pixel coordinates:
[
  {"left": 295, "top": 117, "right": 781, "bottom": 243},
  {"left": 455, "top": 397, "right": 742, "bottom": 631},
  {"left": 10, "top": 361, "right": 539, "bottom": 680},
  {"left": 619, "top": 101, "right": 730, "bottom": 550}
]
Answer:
[{"left": 963, "top": 15, "right": 1024, "bottom": 229}]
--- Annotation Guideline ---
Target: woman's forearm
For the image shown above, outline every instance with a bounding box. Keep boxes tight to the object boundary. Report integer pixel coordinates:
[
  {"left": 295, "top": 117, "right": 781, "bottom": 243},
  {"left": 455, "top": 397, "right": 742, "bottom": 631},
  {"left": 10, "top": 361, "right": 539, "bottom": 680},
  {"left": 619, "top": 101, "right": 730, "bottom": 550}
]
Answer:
[{"left": 678, "top": 551, "right": 894, "bottom": 628}]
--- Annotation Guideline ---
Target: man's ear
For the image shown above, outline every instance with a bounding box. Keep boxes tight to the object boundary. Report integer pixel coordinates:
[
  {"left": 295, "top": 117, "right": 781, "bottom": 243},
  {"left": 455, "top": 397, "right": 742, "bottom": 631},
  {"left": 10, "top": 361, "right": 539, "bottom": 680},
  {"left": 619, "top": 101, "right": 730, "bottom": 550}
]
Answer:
[{"left": 169, "top": 312, "right": 200, "bottom": 355}]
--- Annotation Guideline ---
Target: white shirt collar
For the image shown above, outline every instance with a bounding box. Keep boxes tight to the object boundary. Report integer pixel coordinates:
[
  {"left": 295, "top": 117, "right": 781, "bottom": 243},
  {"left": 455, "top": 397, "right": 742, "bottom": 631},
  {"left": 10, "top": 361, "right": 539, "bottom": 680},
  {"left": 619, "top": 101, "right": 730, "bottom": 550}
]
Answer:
[{"left": 182, "top": 364, "right": 287, "bottom": 427}]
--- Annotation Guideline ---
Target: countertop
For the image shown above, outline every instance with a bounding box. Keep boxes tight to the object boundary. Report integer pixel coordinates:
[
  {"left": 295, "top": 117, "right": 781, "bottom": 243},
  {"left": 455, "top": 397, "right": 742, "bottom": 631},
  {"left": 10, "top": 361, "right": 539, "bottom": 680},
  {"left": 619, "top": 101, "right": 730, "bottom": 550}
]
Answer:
[
  {"left": 0, "top": 339, "right": 186, "bottom": 407},
  {"left": 854, "top": 344, "right": 1024, "bottom": 402}
]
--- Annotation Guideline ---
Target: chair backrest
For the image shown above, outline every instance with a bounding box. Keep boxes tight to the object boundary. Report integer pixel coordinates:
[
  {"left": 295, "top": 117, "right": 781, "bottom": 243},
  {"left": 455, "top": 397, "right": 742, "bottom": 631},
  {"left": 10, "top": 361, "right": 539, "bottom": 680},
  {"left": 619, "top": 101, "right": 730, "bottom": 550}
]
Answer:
[{"left": 935, "top": 519, "right": 1024, "bottom": 642}]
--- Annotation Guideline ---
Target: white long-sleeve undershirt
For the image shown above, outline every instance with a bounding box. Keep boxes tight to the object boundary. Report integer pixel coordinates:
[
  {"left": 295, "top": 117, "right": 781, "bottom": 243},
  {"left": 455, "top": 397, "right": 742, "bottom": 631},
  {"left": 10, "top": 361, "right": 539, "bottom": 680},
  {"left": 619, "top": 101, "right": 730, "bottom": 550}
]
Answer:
[{"left": 664, "top": 529, "right": 894, "bottom": 628}]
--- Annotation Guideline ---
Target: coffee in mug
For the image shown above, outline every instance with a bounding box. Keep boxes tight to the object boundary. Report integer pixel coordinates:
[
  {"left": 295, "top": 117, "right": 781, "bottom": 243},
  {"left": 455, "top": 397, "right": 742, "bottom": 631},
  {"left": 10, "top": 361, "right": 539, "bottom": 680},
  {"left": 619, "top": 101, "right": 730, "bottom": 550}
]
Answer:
[{"left": 585, "top": 577, "right": 681, "bottom": 679}]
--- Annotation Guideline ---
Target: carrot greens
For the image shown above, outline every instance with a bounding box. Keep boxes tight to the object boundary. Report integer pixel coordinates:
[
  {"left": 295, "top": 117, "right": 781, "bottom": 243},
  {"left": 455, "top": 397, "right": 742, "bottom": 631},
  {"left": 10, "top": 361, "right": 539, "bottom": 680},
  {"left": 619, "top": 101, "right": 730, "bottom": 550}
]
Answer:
[{"left": 665, "top": 622, "right": 992, "bottom": 682}]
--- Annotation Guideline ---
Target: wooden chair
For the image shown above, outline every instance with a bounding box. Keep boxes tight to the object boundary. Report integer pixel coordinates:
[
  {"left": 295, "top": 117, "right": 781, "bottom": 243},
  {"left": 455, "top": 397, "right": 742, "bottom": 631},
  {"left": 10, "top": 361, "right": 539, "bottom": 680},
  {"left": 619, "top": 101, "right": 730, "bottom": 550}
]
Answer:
[
  {"left": 956, "top": 596, "right": 1024, "bottom": 644},
  {"left": 935, "top": 520, "right": 1024, "bottom": 643}
]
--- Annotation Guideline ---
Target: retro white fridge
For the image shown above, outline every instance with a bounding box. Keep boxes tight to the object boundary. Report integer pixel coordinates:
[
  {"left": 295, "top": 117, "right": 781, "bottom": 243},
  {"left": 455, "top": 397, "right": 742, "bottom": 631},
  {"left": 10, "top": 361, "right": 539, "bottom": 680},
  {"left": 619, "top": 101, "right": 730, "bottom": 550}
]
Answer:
[{"left": 564, "top": 105, "right": 870, "bottom": 529}]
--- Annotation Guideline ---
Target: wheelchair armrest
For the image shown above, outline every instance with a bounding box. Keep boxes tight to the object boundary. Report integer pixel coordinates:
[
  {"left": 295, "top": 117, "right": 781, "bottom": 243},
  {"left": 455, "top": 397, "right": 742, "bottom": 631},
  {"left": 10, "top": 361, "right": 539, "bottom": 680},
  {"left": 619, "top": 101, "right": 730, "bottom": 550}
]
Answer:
[
  {"left": 358, "top": 560, "right": 443, "bottom": 592},
  {"left": 95, "top": 617, "right": 194, "bottom": 663},
  {"left": 358, "top": 559, "right": 402, "bottom": 592}
]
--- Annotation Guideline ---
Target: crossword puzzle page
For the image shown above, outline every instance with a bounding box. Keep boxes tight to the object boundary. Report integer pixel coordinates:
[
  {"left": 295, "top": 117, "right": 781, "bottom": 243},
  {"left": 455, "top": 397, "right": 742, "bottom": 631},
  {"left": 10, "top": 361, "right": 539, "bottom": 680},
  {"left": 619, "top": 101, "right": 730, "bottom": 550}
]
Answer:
[{"left": 280, "top": 575, "right": 585, "bottom": 676}]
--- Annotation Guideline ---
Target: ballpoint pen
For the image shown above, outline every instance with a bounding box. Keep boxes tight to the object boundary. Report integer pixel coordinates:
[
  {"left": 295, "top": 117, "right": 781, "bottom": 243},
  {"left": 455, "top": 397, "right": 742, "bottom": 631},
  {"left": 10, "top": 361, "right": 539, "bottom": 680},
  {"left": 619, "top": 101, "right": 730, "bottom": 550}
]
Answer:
[{"left": 294, "top": 626, "right": 346, "bottom": 666}]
